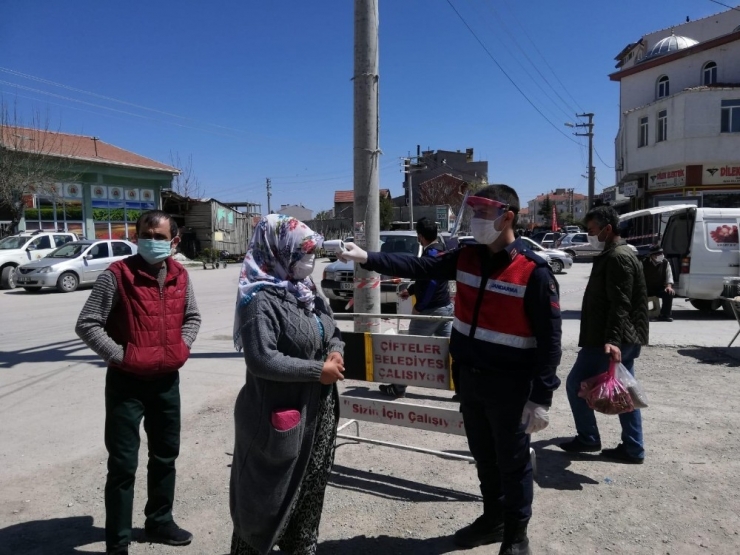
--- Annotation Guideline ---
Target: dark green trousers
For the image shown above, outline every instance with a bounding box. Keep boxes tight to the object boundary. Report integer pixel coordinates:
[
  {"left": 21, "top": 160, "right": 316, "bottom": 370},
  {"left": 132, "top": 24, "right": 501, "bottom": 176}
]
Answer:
[{"left": 104, "top": 368, "right": 181, "bottom": 548}]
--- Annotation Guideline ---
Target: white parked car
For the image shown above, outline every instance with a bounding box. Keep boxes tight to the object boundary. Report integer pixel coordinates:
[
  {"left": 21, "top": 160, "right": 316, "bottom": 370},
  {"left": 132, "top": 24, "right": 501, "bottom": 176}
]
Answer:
[
  {"left": 0, "top": 231, "right": 78, "bottom": 289},
  {"left": 15, "top": 239, "right": 137, "bottom": 293},
  {"left": 520, "top": 237, "right": 573, "bottom": 274},
  {"left": 321, "top": 231, "right": 421, "bottom": 311}
]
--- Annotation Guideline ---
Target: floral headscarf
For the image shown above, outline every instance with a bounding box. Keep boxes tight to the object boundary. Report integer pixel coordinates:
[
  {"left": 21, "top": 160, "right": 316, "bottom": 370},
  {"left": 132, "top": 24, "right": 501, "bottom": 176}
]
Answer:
[{"left": 233, "top": 214, "right": 323, "bottom": 350}]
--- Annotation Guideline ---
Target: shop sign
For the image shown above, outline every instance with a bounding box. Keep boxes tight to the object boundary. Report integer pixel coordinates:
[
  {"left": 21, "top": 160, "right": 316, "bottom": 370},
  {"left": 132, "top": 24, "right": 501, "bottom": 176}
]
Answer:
[
  {"left": 436, "top": 206, "right": 448, "bottom": 231},
  {"left": 371, "top": 335, "right": 450, "bottom": 390},
  {"left": 108, "top": 187, "right": 123, "bottom": 200},
  {"left": 92, "top": 185, "right": 107, "bottom": 199},
  {"left": 339, "top": 396, "right": 465, "bottom": 436},
  {"left": 648, "top": 167, "right": 685, "bottom": 190},
  {"left": 706, "top": 221, "right": 739, "bottom": 249},
  {"left": 140, "top": 189, "right": 155, "bottom": 202},
  {"left": 623, "top": 181, "right": 638, "bottom": 197},
  {"left": 64, "top": 183, "right": 83, "bottom": 199},
  {"left": 125, "top": 188, "right": 139, "bottom": 201},
  {"left": 703, "top": 164, "right": 740, "bottom": 185}
]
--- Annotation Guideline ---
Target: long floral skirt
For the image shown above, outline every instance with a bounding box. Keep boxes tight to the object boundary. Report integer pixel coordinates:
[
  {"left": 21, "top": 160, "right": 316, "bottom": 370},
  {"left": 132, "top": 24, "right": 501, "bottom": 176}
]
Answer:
[{"left": 231, "top": 390, "right": 337, "bottom": 555}]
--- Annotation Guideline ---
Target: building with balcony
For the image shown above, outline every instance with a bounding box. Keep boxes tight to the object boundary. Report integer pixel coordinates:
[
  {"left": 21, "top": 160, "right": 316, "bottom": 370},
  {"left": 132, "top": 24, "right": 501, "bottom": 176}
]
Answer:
[
  {"left": 527, "top": 189, "right": 587, "bottom": 227},
  {"left": 611, "top": 8, "right": 740, "bottom": 210}
]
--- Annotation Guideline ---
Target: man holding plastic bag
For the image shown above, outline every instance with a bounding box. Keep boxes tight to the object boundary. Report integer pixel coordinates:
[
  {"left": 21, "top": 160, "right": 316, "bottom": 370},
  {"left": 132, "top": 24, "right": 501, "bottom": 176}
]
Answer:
[{"left": 559, "top": 206, "right": 649, "bottom": 464}]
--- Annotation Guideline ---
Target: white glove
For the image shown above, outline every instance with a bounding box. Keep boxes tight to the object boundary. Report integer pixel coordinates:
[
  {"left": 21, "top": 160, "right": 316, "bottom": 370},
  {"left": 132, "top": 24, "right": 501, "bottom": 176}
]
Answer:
[
  {"left": 339, "top": 242, "right": 368, "bottom": 264},
  {"left": 521, "top": 401, "right": 550, "bottom": 434}
]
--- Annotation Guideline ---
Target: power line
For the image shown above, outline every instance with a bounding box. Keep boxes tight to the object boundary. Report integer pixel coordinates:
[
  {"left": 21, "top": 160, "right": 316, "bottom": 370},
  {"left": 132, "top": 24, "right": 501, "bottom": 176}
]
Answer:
[
  {"left": 708, "top": 0, "right": 740, "bottom": 12},
  {"left": 478, "top": 0, "right": 580, "bottom": 119},
  {"left": 0, "top": 66, "right": 253, "bottom": 137},
  {"left": 594, "top": 146, "right": 614, "bottom": 168},
  {"left": 444, "top": 0, "right": 581, "bottom": 146},
  {"left": 499, "top": 0, "right": 585, "bottom": 113}
]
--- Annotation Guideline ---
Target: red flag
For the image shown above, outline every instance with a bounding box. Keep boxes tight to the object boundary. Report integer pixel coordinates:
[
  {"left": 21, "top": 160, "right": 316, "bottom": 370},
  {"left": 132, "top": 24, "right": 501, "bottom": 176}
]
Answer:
[{"left": 551, "top": 206, "right": 558, "bottom": 232}]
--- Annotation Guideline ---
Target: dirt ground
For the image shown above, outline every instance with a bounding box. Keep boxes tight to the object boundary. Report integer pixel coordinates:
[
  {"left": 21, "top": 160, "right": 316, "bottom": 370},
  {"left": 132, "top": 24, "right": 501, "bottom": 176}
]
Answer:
[{"left": 2, "top": 344, "right": 740, "bottom": 555}]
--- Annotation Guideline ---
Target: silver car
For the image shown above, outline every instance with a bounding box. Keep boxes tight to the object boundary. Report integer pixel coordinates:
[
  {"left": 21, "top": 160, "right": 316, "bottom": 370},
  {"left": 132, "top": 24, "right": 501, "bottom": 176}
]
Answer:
[
  {"left": 15, "top": 239, "right": 137, "bottom": 293},
  {"left": 521, "top": 236, "right": 573, "bottom": 274}
]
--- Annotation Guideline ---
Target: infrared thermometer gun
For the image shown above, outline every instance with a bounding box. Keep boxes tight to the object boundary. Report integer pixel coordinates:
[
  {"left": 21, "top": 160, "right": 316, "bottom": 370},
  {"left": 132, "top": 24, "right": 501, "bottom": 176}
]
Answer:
[{"left": 324, "top": 240, "right": 347, "bottom": 255}]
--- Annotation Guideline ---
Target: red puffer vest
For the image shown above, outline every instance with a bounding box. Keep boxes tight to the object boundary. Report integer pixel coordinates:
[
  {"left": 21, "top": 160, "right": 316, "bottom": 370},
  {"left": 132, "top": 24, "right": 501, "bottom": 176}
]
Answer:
[{"left": 106, "top": 255, "right": 190, "bottom": 377}]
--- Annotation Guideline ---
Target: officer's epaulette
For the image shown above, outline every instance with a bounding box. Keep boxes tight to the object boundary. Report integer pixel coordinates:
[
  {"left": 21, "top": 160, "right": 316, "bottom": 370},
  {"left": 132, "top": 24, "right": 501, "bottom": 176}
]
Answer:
[{"left": 516, "top": 246, "right": 550, "bottom": 267}]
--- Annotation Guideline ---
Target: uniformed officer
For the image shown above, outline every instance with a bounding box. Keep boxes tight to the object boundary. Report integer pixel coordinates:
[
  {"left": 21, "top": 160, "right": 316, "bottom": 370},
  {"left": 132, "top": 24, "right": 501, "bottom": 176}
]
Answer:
[{"left": 340, "top": 185, "right": 562, "bottom": 555}]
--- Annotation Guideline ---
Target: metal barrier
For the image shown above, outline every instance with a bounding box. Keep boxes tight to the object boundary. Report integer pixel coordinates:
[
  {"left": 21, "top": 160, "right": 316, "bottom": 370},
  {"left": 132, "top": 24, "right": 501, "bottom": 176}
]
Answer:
[{"left": 332, "top": 313, "right": 536, "bottom": 474}]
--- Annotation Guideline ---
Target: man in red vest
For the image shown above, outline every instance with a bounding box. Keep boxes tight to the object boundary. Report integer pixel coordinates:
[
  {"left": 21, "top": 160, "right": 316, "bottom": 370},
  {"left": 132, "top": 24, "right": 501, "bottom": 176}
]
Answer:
[
  {"left": 341, "top": 185, "right": 562, "bottom": 555},
  {"left": 76, "top": 210, "right": 201, "bottom": 555}
]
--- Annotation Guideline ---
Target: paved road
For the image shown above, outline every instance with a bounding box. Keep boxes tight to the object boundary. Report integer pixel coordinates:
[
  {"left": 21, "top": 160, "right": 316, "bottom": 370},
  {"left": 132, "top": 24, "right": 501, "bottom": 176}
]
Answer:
[
  {"left": 1, "top": 257, "right": 736, "bottom": 479},
  {"left": 0, "top": 256, "right": 737, "bottom": 552}
]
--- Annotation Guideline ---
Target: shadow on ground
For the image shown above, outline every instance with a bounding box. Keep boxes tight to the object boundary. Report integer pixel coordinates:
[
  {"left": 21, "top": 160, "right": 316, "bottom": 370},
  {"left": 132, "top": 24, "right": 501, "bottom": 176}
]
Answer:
[
  {"left": 531, "top": 438, "right": 601, "bottom": 491},
  {"left": 329, "top": 464, "right": 481, "bottom": 503},
  {"left": 0, "top": 515, "right": 105, "bottom": 555},
  {"left": 319, "top": 534, "right": 458, "bottom": 554},
  {"left": 677, "top": 347, "right": 740, "bottom": 367},
  {"left": 0, "top": 339, "right": 104, "bottom": 369}
]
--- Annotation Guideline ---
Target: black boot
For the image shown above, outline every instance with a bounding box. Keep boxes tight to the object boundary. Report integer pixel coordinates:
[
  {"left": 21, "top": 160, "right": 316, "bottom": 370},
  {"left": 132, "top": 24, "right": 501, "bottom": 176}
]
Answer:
[
  {"left": 498, "top": 521, "right": 530, "bottom": 555},
  {"left": 453, "top": 506, "right": 504, "bottom": 549}
]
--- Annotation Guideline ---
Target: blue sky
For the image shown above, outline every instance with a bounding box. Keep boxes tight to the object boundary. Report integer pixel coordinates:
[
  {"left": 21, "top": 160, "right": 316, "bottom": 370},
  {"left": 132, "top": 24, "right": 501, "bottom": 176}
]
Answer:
[{"left": 1, "top": 0, "right": 730, "bottom": 214}]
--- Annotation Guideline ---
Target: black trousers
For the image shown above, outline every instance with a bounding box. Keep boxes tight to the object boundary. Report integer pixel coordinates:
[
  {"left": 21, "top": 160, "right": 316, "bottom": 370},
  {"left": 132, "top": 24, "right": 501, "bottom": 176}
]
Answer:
[
  {"left": 648, "top": 288, "right": 673, "bottom": 317},
  {"left": 458, "top": 365, "right": 533, "bottom": 524},
  {"left": 104, "top": 368, "right": 181, "bottom": 548}
]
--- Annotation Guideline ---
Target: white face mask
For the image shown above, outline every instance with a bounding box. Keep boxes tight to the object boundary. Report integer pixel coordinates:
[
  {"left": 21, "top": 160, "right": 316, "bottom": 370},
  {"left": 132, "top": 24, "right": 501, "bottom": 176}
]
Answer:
[
  {"left": 587, "top": 228, "right": 606, "bottom": 250},
  {"left": 291, "top": 254, "right": 315, "bottom": 280},
  {"left": 653, "top": 255, "right": 665, "bottom": 263},
  {"left": 471, "top": 216, "right": 504, "bottom": 245}
]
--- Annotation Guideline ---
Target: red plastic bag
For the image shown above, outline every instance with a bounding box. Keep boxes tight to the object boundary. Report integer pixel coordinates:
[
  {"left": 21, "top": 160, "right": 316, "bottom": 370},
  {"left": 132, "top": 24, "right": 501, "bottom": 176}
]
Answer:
[{"left": 578, "top": 362, "right": 635, "bottom": 415}]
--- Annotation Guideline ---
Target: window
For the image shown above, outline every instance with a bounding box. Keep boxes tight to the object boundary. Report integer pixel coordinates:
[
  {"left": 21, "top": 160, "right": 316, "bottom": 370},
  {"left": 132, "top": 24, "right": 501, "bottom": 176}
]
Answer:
[
  {"left": 721, "top": 99, "right": 740, "bottom": 133},
  {"left": 657, "top": 75, "right": 669, "bottom": 98},
  {"left": 639, "top": 116, "right": 649, "bottom": 147},
  {"left": 54, "top": 234, "right": 73, "bottom": 247},
  {"left": 703, "top": 62, "right": 717, "bottom": 85},
  {"left": 112, "top": 242, "right": 133, "bottom": 256},
  {"left": 30, "top": 236, "right": 51, "bottom": 250},
  {"left": 89, "top": 243, "right": 110, "bottom": 259},
  {"left": 657, "top": 110, "right": 668, "bottom": 142},
  {"left": 572, "top": 234, "right": 587, "bottom": 243}
]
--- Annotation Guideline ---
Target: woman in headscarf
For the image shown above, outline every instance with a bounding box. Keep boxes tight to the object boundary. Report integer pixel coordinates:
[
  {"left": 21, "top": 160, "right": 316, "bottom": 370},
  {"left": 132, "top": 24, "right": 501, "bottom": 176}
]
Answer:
[{"left": 230, "top": 214, "right": 344, "bottom": 555}]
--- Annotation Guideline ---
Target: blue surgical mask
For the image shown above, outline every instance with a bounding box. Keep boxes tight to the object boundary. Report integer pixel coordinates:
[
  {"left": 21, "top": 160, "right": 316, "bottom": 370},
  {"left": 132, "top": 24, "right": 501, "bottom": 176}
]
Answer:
[{"left": 137, "top": 238, "right": 173, "bottom": 264}]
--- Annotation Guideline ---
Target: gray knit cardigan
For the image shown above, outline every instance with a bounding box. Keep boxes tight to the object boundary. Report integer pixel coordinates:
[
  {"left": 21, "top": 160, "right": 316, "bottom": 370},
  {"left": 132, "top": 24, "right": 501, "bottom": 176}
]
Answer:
[{"left": 230, "top": 286, "right": 343, "bottom": 555}]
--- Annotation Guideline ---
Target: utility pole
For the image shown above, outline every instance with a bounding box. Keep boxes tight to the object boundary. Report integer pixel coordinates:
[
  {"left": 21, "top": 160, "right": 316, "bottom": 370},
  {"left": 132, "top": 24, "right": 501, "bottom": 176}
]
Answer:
[
  {"left": 353, "top": 0, "right": 381, "bottom": 332},
  {"left": 574, "top": 113, "right": 595, "bottom": 209},
  {"left": 403, "top": 145, "right": 427, "bottom": 230},
  {"left": 266, "top": 178, "right": 272, "bottom": 214},
  {"left": 403, "top": 158, "right": 414, "bottom": 226}
]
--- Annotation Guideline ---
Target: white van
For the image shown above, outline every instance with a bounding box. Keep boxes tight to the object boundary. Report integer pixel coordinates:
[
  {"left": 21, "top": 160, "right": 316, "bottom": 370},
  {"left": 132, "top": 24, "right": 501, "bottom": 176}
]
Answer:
[{"left": 621, "top": 204, "right": 740, "bottom": 313}]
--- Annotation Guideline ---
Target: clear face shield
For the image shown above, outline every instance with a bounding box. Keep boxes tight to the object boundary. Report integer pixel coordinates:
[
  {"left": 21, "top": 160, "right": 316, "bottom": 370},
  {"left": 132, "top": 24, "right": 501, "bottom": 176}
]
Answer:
[{"left": 450, "top": 192, "right": 511, "bottom": 244}]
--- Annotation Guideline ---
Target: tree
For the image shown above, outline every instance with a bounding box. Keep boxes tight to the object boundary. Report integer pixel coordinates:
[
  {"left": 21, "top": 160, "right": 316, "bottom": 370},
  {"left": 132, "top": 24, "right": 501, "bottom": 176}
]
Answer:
[
  {"left": 315, "top": 209, "right": 333, "bottom": 220},
  {"left": 417, "top": 174, "right": 487, "bottom": 234},
  {"left": 0, "top": 98, "right": 80, "bottom": 234},
  {"left": 538, "top": 195, "right": 553, "bottom": 225},
  {"left": 379, "top": 194, "right": 393, "bottom": 230},
  {"left": 169, "top": 151, "right": 204, "bottom": 199}
]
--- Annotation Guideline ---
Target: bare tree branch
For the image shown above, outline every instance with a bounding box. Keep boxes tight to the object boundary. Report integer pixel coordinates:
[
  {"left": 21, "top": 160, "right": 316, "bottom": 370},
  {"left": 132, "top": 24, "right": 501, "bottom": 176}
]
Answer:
[
  {"left": 0, "top": 97, "right": 80, "bottom": 233},
  {"left": 169, "top": 151, "right": 203, "bottom": 199}
]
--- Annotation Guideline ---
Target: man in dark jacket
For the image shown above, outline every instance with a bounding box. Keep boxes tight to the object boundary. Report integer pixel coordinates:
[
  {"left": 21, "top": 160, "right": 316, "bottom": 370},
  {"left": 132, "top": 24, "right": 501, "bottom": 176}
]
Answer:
[
  {"left": 642, "top": 245, "right": 675, "bottom": 321},
  {"left": 560, "top": 206, "right": 648, "bottom": 464},
  {"left": 341, "top": 185, "right": 562, "bottom": 555},
  {"left": 76, "top": 210, "right": 201, "bottom": 555},
  {"left": 380, "top": 217, "right": 452, "bottom": 398}
]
